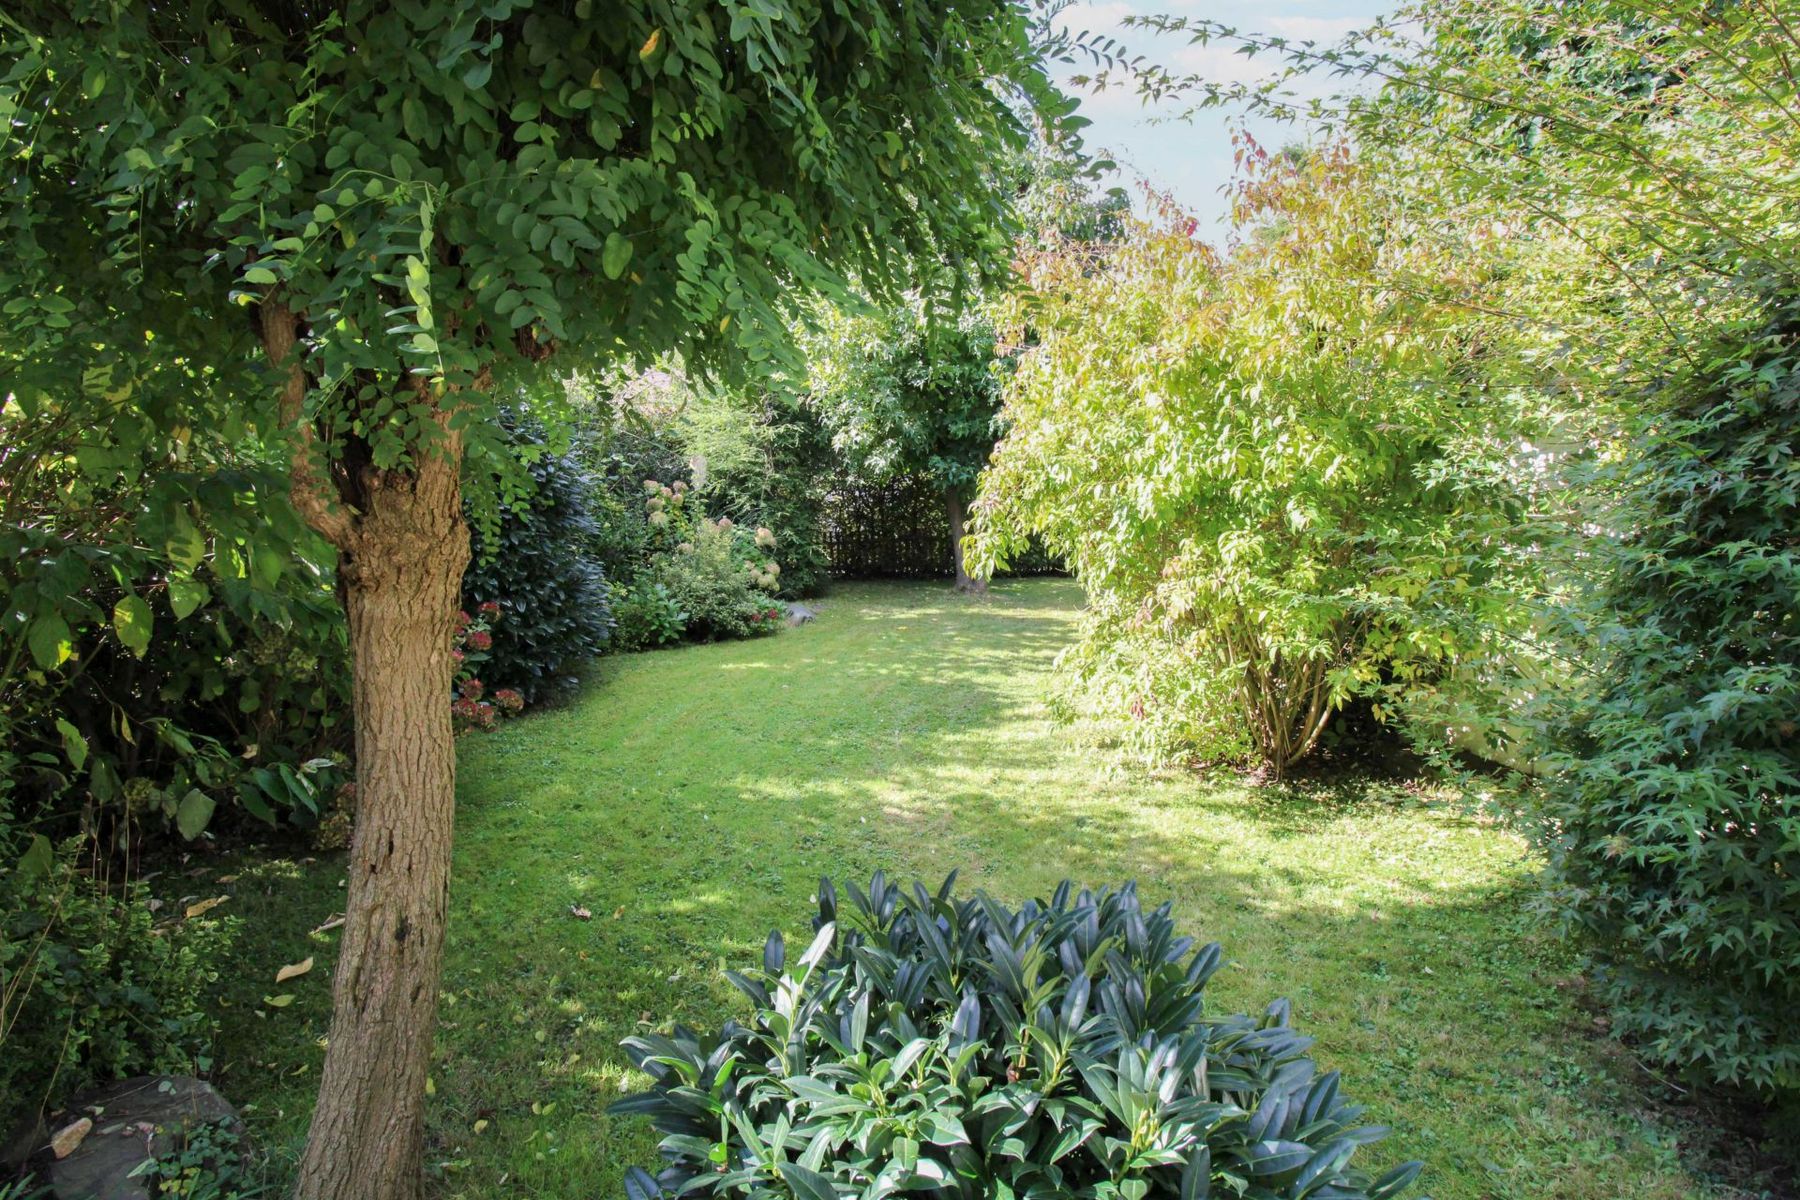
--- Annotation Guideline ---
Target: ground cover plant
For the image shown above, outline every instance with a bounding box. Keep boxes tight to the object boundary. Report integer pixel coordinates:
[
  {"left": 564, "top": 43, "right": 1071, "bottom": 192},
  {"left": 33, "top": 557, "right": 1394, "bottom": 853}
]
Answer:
[{"left": 175, "top": 582, "right": 1752, "bottom": 1200}]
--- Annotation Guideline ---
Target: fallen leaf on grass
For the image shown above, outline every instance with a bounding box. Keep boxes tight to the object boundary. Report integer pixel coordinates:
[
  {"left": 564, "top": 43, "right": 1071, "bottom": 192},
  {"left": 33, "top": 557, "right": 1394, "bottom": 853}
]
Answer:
[
  {"left": 472, "top": 1119, "right": 489, "bottom": 1134},
  {"left": 311, "top": 914, "right": 345, "bottom": 935},
  {"left": 274, "top": 957, "right": 314, "bottom": 983},
  {"left": 612, "top": 906, "right": 624, "bottom": 919},
  {"left": 263, "top": 994, "right": 295, "bottom": 1008},
  {"left": 184, "top": 896, "right": 227, "bottom": 918},
  {"left": 217, "top": 874, "right": 239, "bottom": 884},
  {"left": 568, "top": 905, "right": 592, "bottom": 920},
  {"left": 50, "top": 1117, "right": 91, "bottom": 1159}
]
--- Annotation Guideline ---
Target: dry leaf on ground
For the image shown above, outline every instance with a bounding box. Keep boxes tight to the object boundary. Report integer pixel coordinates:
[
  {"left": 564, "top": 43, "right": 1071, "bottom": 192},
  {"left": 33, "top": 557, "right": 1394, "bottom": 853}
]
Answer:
[{"left": 275, "top": 957, "right": 314, "bottom": 983}]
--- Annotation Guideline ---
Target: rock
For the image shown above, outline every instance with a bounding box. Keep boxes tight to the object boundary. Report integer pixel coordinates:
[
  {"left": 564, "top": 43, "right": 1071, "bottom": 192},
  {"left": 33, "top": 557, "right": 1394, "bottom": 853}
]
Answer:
[
  {"left": 48, "top": 1118, "right": 91, "bottom": 1160},
  {"left": 43, "top": 1076, "right": 241, "bottom": 1200},
  {"left": 785, "top": 602, "right": 820, "bottom": 627}
]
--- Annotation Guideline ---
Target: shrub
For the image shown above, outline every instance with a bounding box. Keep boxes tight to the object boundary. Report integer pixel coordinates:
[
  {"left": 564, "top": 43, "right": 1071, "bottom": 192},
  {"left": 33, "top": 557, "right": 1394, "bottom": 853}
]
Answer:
[
  {"left": 614, "top": 872, "right": 1423, "bottom": 1200},
  {"left": 647, "top": 505, "right": 781, "bottom": 643},
  {"left": 975, "top": 160, "right": 1526, "bottom": 776},
  {"left": 1528, "top": 303, "right": 1800, "bottom": 1093},
  {"left": 0, "top": 837, "right": 234, "bottom": 1132},
  {"left": 690, "top": 395, "right": 834, "bottom": 598},
  {"left": 464, "top": 436, "right": 612, "bottom": 705},
  {"left": 609, "top": 580, "right": 689, "bottom": 652}
]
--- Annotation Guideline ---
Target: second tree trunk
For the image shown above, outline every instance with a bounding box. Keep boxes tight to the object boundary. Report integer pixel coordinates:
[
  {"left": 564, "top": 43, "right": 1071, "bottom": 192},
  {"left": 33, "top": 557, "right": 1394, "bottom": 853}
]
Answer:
[{"left": 945, "top": 487, "right": 986, "bottom": 594}]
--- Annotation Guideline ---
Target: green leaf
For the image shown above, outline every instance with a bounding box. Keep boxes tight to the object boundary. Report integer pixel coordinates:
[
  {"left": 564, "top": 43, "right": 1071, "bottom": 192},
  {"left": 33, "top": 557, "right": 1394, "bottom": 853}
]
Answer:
[
  {"left": 602, "top": 232, "right": 633, "bottom": 280},
  {"left": 55, "top": 718, "right": 88, "bottom": 770},
  {"left": 113, "top": 594, "right": 153, "bottom": 657},
  {"left": 166, "top": 513, "right": 207, "bottom": 572},
  {"left": 777, "top": 1164, "right": 838, "bottom": 1200},
  {"left": 16, "top": 835, "right": 55, "bottom": 884},
  {"left": 169, "top": 578, "right": 211, "bottom": 620},
  {"left": 27, "top": 614, "right": 73, "bottom": 670},
  {"left": 176, "top": 788, "right": 216, "bottom": 840},
  {"left": 243, "top": 266, "right": 278, "bottom": 285}
]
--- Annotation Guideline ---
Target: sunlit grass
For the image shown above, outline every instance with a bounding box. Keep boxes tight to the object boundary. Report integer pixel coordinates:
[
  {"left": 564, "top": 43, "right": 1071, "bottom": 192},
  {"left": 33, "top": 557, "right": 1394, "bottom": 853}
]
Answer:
[{"left": 200, "top": 580, "right": 1709, "bottom": 1199}]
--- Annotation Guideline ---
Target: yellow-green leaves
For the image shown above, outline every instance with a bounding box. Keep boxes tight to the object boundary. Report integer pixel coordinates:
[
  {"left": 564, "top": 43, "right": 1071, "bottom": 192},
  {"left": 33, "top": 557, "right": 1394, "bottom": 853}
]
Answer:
[
  {"left": 168, "top": 578, "right": 210, "bottom": 620},
  {"left": 112, "top": 594, "right": 153, "bottom": 657},
  {"left": 55, "top": 717, "right": 87, "bottom": 769},
  {"left": 28, "top": 615, "right": 73, "bottom": 670}
]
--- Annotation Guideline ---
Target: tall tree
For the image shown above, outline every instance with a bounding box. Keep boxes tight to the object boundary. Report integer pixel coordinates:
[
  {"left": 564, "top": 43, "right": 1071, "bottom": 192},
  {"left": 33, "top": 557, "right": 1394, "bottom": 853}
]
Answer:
[
  {"left": 0, "top": 3, "right": 1063, "bottom": 1196},
  {"left": 805, "top": 302, "right": 1007, "bottom": 591}
]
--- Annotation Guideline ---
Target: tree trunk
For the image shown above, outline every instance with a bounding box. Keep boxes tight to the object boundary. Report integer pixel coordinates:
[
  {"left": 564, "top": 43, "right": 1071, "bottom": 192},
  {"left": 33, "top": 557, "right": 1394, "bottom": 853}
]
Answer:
[
  {"left": 945, "top": 488, "right": 986, "bottom": 594},
  {"left": 293, "top": 452, "right": 469, "bottom": 1200}
]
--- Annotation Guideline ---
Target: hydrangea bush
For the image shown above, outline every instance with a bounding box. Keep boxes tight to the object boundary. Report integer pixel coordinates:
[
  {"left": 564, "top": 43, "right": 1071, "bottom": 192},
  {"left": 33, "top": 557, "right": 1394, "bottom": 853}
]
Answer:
[
  {"left": 450, "top": 603, "right": 525, "bottom": 735},
  {"left": 613, "top": 873, "right": 1424, "bottom": 1200}
]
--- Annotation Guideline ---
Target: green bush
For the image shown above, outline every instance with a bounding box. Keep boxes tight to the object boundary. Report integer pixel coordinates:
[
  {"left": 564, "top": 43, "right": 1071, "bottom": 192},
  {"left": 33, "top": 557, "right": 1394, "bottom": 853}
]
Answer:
[
  {"left": 1531, "top": 304, "right": 1800, "bottom": 1093},
  {"left": 649, "top": 515, "right": 783, "bottom": 642},
  {"left": 692, "top": 396, "right": 834, "bottom": 599},
  {"left": 975, "top": 166, "right": 1524, "bottom": 777},
  {"left": 1, "top": 391, "right": 351, "bottom": 840},
  {"left": 613, "top": 872, "right": 1423, "bottom": 1200},
  {"left": 0, "top": 837, "right": 234, "bottom": 1131},
  {"left": 609, "top": 580, "right": 688, "bottom": 653},
  {"left": 464, "top": 435, "right": 612, "bottom": 705}
]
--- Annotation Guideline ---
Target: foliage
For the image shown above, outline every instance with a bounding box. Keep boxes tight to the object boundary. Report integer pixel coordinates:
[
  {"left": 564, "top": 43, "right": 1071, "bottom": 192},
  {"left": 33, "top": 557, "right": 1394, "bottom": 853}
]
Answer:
[
  {"left": 0, "top": 838, "right": 234, "bottom": 1132},
  {"left": 1111, "top": 0, "right": 1800, "bottom": 1089},
  {"left": 974, "top": 152, "right": 1528, "bottom": 774},
  {"left": 805, "top": 300, "right": 1010, "bottom": 589},
  {"left": 1526, "top": 302, "right": 1800, "bottom": 1092},
  {"left": 5, "top": 1, "right": 1080, "bottom": 1188},
  {"left": 648, "top": 511, "right": 782, "bottom": 643},
  {"left": 1334, "top": 0, "right": 1800, "bottom": 1094},
  {"left": 463, "top": 428, "right": 612, "bottom": 705},
  {"left": 0, "top": 399, "right": 351, "bottom": 842},
  {"left": 2, "top": 0, "right": 1064, "bottom": 503},
  {"left": 450, "top": 602, "right": 528, "bottom": 734},
  {"left": 190, "top": 581, "right": 1726, "bottom": 1200},
  {"left": 128, "top": 1119, "right": 264, "bottom": 1200},
  {"left": 686, "top": 394, "right": 835, "bottom": 599},
  {"left": 608, "top": 580, "right": 690, "bottom": 653},
  {"left": 614, "top": 870, "right": 1423, "bottom": 1200},
  {"left": 805, "top": 302, "right": 1006, "bottom": 500}
]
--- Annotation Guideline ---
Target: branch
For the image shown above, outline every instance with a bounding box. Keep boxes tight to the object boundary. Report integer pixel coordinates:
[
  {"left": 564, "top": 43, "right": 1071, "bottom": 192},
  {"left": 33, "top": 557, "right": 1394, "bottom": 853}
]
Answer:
[{"left": 258, "top": 300, "right": 359, "bottom": 552}]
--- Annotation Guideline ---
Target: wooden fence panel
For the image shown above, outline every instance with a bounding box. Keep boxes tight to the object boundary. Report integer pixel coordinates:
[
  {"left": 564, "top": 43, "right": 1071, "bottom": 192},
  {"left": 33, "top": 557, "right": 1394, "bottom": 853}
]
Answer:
[{"left": 819, "top": 476, "right": 1063, "bottom": 580}]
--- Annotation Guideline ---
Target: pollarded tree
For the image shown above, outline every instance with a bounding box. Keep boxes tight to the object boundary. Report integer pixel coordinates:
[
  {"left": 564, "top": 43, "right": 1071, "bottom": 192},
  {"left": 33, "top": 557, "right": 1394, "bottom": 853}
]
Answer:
[
  {"left": 0, "top": 4, "right": 1062, "bottom": 1196},
  {"left": 805, "top": 302, "right": 1007, "bottom": 591}
]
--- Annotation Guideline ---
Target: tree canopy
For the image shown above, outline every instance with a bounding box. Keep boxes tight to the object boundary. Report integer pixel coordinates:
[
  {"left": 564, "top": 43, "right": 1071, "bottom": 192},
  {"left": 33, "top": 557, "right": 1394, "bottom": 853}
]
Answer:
[{"left": 2, "top": 4, "right": 1073, "bottom": 1196}]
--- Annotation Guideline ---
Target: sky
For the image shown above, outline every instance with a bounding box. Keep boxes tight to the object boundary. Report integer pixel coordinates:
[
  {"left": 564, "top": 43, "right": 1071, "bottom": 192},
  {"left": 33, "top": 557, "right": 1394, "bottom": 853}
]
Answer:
[{"left": 1047, "top": 0, "right": 1395, "bottom": 243}]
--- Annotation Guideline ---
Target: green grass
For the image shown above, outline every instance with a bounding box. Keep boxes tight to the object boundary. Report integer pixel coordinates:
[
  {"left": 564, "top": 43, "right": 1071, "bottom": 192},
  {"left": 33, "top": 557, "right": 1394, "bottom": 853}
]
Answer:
[{"left": 199, "top": 580, "right": 1707, "bottom": 1199}]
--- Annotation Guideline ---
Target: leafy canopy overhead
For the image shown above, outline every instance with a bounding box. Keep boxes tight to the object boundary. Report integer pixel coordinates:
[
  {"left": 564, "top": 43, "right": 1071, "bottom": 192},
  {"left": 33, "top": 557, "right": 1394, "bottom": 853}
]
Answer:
[{"left": 2, "top": 0, "right": 1064, "bottom": 500}]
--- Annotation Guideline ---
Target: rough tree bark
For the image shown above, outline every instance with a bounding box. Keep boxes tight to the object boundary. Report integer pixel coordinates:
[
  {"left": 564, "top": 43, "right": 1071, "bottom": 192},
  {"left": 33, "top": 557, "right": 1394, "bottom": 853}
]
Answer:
[
  {"left": 262, "top": 304, "right": 470, "bottom": 1200},
  {"left": 945, "top": 487, "right": 987, "bottom": 595}
]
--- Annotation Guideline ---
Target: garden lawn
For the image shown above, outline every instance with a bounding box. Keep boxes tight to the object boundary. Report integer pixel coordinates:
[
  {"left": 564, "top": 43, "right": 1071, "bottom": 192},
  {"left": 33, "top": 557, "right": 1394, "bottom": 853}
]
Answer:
[{"left": 200, "top": 580, "right": 1708, "bottom": 1199}]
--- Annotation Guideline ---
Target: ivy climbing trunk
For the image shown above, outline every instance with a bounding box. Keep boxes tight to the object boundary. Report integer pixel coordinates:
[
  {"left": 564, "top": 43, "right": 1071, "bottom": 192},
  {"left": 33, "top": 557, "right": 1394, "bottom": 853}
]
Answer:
[
  {"left": 946, "top": 488, "right": 986, "bottom": 594},
  {"left": 293, "top": 451, "right": 469, "bottom": 1200}
]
